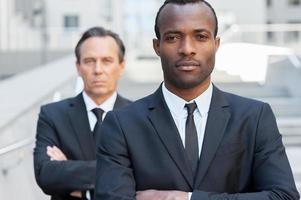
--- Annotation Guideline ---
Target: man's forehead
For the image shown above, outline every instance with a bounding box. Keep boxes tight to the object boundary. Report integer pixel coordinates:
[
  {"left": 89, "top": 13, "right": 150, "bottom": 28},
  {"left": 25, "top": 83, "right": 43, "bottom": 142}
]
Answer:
[
  {"left": 79, "top": 38, "right": 119, "bottom": 57},
  {"left": 158, "top": 2, "right": 215, "bottom": 34},
  {"left": 159, "top": 2, "right": 213, "bottom": 21},
  {"left": 82, "top": 36, "right": 115, "bottom": 46},
  {"left": 80, "top": 36, "right": 118, "bottom": 51}
]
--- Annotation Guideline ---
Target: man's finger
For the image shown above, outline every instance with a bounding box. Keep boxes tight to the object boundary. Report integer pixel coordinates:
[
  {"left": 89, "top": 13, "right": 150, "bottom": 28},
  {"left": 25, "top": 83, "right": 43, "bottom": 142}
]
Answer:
[
  {"left": 51, "top": 146, "right": 67, "bottom": 160},
  {"left": 70, "top": 191, "right": 82, "bottom": 198},
  {"left": 47, "top": 146, "right": 67, "bottom": 161},
  {"left": 47, "top": 146, "right": 55, "bottom": 157}
]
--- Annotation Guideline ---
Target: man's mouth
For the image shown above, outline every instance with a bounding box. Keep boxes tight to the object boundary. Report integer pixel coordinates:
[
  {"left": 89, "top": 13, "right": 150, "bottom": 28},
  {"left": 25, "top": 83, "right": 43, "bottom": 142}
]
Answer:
[
  {"left": 93, "top": 80, "right": 106, "bottom": 85},
  {"left": 176, "top": 61, "right": 200, "bottom": 71}
]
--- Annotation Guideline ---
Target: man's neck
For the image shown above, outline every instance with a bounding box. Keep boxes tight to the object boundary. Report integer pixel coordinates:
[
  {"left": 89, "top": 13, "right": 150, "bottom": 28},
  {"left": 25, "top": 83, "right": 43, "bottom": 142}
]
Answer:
[
  {"left": 165, "top": 80, "right": 211, "bottom": 102},
  {"left": 84, "top": 91, "right": 115, "bottom": 106}
]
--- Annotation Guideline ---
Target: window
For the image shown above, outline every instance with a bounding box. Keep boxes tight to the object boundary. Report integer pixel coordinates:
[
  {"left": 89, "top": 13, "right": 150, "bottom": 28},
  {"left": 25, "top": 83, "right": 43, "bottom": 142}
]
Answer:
[
  {"left": 266, "top": 21, "right": 275, "bottom": 42},
  {"left": 64, "top": 15, "right": 79, "bottom": 29},
  {"left": 288, "top": 0, "right": 301, "bottom": 6},
  {"left": 285, "top": 21, "right": 301, "bottom": 42},
  {"left": 101, "top": 0, "right": 112, "bottom": 22}
]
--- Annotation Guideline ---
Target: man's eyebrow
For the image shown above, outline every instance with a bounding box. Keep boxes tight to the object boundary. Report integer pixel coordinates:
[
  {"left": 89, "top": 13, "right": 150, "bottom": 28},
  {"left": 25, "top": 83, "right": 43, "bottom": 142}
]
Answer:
[
  {"left": 162, "top": 30, "right": 182, "bottom": 36},
  {"left": 194, "top": 29, "right": 212, "bottom": 34},
  {"left": 83, "top": 56, "right": 94, "bottom": 60},
  {"left": 102, "top": 56, "right": 114, "bottom": 60},
  {"left": 83, "top": 57, "right": 95, "bottom": 60},
  {"left": 162, "top": 29, "right": 213, "bottom": 36}
]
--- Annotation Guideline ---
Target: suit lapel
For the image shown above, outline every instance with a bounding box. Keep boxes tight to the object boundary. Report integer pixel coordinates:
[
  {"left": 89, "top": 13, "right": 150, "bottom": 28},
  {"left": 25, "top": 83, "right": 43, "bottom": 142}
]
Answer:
[
  {"left": 147, "top": 87, "right": 194, "bottom": 189},
  {"left": 194, "top": 86, "right": 231, "bottom": 187},
  {"left": 93, "top": 95, "right": 130, "bottom": 148},
  {"left": 113, "top": 94, "right": 131, "bottom": 109},
  {"left": 68, "top": 93, "right": 96, "bottom": 160}
]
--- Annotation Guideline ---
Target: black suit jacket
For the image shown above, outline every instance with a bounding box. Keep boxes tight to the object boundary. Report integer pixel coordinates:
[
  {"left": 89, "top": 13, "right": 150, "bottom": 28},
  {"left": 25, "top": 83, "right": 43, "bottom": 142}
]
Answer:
[
  {"left": 34, "top": 93, "right": 131, "bottom": 200},
  {"left": 95, "top": 85, "right": 299, "bottom": 200}
]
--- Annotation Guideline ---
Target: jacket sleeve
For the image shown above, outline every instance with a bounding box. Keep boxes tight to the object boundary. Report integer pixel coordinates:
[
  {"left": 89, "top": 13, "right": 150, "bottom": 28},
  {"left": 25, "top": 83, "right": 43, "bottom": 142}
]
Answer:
[
  {"left": 95, "top": 111, "right": 136, "bottom": 200},
  {"left": 33, "top": 106, "right": 96, "bottom": 196},
  {"left": 191, "top": 103, "right": 299, "bottom": 200}
]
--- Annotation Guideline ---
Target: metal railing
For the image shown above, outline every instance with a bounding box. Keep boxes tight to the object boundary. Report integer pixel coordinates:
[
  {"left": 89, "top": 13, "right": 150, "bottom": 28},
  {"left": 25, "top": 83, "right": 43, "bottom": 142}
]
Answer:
[{"left": 0, "top": 138, "right": 33, "bottom": 156}]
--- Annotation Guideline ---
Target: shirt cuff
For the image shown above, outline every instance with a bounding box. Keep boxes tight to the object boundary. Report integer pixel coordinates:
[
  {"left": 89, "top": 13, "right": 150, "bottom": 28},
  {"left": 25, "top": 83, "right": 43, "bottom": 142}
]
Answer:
[
  {"left": 188, "top": 192, "right": 192, "bottom": 200},
  {"left": 86, "top": 190, "right": 91, "bottom": 200}
]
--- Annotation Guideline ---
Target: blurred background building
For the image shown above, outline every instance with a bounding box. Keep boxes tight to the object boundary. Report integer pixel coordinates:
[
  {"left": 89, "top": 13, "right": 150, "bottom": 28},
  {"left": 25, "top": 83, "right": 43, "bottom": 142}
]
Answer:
[
  {"left": 0, "top": 0, "right": 301, "bottom": 199},
  {"left": 1, "top": 0, "right": 301, "bottom": 79}
]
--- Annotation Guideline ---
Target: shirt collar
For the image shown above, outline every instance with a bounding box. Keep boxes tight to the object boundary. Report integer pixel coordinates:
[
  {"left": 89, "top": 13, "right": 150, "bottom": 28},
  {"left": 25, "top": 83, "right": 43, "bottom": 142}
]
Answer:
[
  {"left": 82, "top": 91, "right": 117, "bottom": 113},
  {"left": 162, "top": 82, "right": 213, "bottom": 117}
]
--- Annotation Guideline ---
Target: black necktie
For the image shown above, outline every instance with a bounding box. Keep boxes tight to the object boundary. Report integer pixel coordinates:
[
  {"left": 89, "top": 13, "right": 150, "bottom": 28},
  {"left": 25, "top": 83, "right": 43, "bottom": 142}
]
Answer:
[
  {"left": 185, "top": 102, "right": 199, "bottom": 176},
  {"left": 91, "top": 108, "right": 104, "bottom": 138},
  {"left": 90, "top": 108, "right": 104, "bottom": 200}
]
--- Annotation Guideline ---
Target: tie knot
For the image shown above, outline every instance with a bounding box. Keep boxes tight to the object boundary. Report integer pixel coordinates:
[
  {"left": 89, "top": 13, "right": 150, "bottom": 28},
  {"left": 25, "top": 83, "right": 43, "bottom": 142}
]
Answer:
[
  {"left": 185, "top": 102, "right": 197, "bottom": 115},
  {"left": 92, "top": 108, "right": 104, "bottom": 121}
]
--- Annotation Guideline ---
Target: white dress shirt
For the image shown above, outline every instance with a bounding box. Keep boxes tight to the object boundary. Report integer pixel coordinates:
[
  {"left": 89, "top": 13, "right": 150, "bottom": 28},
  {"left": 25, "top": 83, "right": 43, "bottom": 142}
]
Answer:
[
  {"left": 162, "top": 83, "right": 213, "bottom": 200},
  {"left": 82, "top": 91, "right": 117, "bottom": 131},
  {"left": 162, "top": 83, "right": 213, "bottom": 156}
]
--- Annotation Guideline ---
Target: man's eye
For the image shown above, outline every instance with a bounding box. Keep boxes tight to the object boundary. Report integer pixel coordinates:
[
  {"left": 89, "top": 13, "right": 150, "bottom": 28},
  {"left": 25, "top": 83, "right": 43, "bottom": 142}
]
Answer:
[
  {"left": 103, "top": 58, "right": 114, "bottom": 64},
  {"left": 195, "top": 34, "right": 208, "bottom": 40},
  {"left": 165, "top": 35, "right": 178, "bottom": 42},
  {"left": 84, "top": 59, "right": 95, "bottom": 64}
]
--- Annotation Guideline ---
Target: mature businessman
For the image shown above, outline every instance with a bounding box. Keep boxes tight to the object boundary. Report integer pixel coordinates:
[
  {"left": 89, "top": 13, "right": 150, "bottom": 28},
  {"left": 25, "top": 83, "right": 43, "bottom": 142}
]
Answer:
[
  {"left": 95, "top": 1, "right": 299, "bottom": 200},
  {"left": 34, "top": 27, "right": 131, "bottom": 200}
]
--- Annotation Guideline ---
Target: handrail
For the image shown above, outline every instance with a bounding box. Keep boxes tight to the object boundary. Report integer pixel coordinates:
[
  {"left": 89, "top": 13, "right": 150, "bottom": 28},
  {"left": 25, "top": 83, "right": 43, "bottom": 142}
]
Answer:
[{"left": 0, "top": 137, "right": 34, "bottom": 156}]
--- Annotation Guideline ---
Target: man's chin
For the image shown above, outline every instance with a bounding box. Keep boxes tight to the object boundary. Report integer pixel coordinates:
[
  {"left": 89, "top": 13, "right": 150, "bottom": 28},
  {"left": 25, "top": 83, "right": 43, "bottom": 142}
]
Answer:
[
  {"left": 87, "top": 88, "right": 109, "bottom": 97},
  {"left": 171, "top": 79, "right": 206, "bottom": 89},
  {"left": 93, "top": 90, "right": 110, "bottom": 97}
]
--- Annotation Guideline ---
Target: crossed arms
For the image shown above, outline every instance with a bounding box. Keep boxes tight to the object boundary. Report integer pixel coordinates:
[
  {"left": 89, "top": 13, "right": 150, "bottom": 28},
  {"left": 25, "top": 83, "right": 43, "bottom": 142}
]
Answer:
[{"left": 34, "top": 106, "right": 96, "bottom": 198}]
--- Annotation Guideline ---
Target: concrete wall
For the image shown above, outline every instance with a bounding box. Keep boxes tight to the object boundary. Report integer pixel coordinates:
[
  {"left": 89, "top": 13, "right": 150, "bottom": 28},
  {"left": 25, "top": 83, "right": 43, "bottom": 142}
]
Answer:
[
  {"left": 44, "top": 0, "right": 125, "bottom": 49},
  {"left": 267, "top": 0, "right": 301, "bottom": 23},
  {"left": 0, "top": 0, "right": 42, "bottom": 51},
  {"left": 208, "top": 0, "right": 267, "bottom": 25},
  {"left": 266, "top": 57, "right": 301, "bottom": 97},
  {"left": 0, "top": 51, "right": 71, "bottom": 79},
  {"left": 0, "top": 56, "right": 77, "bottom": 200}
]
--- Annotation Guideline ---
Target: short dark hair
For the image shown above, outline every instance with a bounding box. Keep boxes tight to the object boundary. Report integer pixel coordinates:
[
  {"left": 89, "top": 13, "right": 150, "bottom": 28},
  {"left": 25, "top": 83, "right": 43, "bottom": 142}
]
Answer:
[
  {"left": 75, "top": 26, "right": 125, "bottom": 63},
  {"left": 154, "top": 0, "right": 218, "bottom": 39}
]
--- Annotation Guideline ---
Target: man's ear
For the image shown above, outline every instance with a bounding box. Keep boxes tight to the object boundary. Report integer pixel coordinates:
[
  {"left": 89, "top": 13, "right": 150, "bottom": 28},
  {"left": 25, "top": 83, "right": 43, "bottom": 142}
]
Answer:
[
  {"left": 76, "top": 61, "right": 82, "bottom": 77},
  {"left": 214, "top": 36, "right": 220, "bottom": 52},
  {"left": 119, "top": 60, "right": 125, "bottom": 76},
  {"left": 153, "top": 38, "right": 160, "bottom": 56}
]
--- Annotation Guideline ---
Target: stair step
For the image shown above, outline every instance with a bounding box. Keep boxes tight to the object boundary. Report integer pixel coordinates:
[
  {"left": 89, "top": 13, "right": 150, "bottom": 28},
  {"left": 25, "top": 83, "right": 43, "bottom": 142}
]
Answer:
[
  {"left": 283, "top": 138, "right": 301, "bottom": 147},
  {"left": 215, "top": 83, "right": 290, "bottom": 98}
]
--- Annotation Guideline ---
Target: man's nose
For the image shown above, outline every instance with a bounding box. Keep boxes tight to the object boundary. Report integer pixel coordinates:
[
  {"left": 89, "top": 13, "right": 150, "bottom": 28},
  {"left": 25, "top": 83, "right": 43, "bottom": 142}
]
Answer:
[
  {"left": 178, "top": 37, "right": 196, "bottom": 56},
  {"left": 95, "top": 61, "right": 104, "bottom": 74}
]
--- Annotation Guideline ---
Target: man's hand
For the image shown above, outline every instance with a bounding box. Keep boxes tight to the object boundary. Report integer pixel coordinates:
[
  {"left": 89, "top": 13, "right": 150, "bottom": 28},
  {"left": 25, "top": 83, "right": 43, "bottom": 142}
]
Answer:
[
  {"left": 47, "top": 146, "right": 80, "bottom": 197},
  {"left": 70, "top": 191, "right": 82, "bottom": 198},
  {"left": 136, "top": 190, "right": 188, "bottom": 200},
  {"left": 47, "top": 146, "right": 67, "bottom": 161}
]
